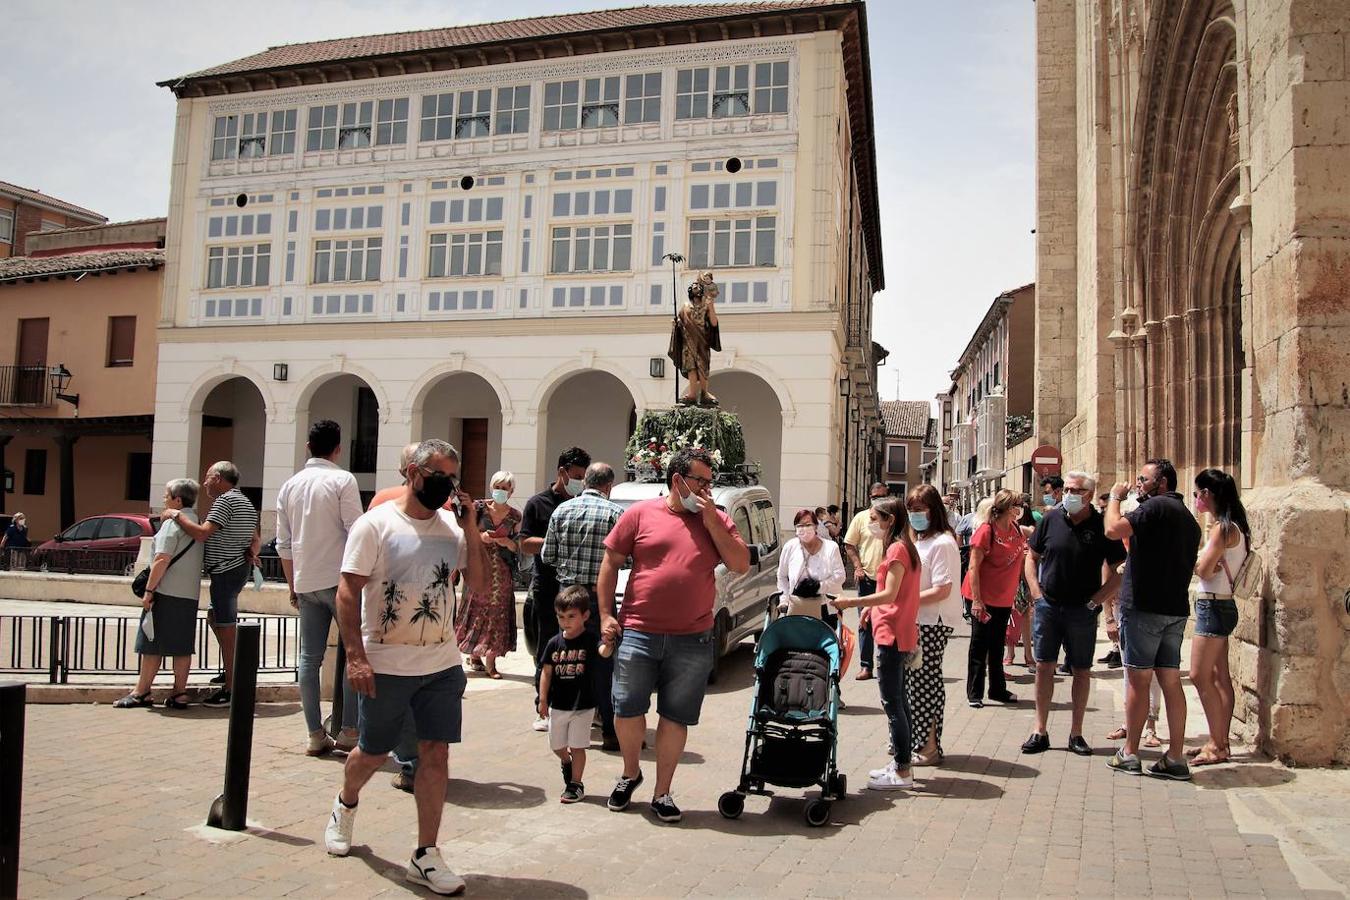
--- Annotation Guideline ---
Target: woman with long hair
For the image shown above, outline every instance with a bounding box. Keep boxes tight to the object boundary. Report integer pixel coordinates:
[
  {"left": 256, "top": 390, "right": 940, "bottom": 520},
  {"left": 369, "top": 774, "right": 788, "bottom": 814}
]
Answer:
[
  {"left": 905, "top": 485, "right": 961, "bottom": 765},
  {"left": 962, "top": 489, "right": 1027, "bottom": 707},
  {"left": 832, "top": 497, "right": 921, "bottom": 790},
  {"left": 1188, "top": 468, "right": 1249, "bottom": 765}
]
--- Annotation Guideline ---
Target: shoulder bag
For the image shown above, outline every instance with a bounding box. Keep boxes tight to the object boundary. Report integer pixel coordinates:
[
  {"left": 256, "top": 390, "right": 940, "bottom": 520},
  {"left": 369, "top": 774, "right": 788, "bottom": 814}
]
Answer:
[{"left": 131, "top": 536, "right": 197, "bottom": 599}]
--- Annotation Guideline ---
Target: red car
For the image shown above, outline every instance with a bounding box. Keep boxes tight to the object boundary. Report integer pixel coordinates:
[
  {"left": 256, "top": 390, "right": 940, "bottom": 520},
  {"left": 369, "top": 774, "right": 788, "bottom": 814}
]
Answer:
[{"left": 29, "top": 514, "right": 161, "bottom": 573}]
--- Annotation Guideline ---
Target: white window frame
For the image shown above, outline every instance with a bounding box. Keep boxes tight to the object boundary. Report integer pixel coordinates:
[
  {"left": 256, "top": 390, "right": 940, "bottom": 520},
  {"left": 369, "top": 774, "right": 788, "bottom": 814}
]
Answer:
[
  {"left": 375, "top": 98, "right": 409, "bottom": 145},
  {"left": 420, "top": 93, "right": 455, "bottom": 142},
  {"left": 624, "top": 72, "right": 662, "bottom": 124},
  {"left": 206, "top": 242, "right": 272, "bottom": 289},
  {"left": 455, "top": 89, "right": 492, "bottom": 138},
  {"left": 0, "top": 209, "right": 12, "bottom": 244},
  {"left": 312, "top": 237, "right": 382, "bottom": 284},
  {"left": 494, "top": 85, "right": 531, "bottom": 135},
  {"left": 268, "top": 109, "right": 298, "bottom": 156},
  {"left": 753, "top": 61, "right": 790, "bottom": 114},
  {"left": 543, "top": 80, "right": 580, "bottom": 131},
  {"left": 338, "top": 101, "right": 374, "bottom": 149},
  {"left": 549, "top": 224, "right": 633, "bottom": 275},
  {"left": 580, "top": 76, "right": 620, "bottom": 129},
  {"left": 687, "top": 216, "right": 776, "bottom": 269},
  {"left": 306, "top": 104, "right": 339, "bottom": 151},
  {"left": 426, "top": 230, "right": 504, "bottom": 278},
  {"left": 211, "top": 115, "right": 240, "bottom": 160},
  {"left": 677, "top": 62, "right": 788, "bottom": 120},
  {"left": 711, "top": 64, "right": 751, "bottom": 118}
]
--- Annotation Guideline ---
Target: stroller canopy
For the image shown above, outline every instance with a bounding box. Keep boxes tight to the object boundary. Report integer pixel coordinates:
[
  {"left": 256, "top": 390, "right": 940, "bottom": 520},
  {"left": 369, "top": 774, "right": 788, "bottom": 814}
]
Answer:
[{"left": 755, "top": 615, "right": 841, "bottom": 671}]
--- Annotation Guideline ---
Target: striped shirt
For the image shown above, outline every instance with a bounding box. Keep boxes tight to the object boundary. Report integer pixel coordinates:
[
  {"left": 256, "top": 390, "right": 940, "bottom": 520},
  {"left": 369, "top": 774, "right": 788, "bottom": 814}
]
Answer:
[
  {"left": 204, "top": 488, "right": 259, "bottom": 574},
  {"left": 541, "top": 489, "right": 623, "bottom": 587}
]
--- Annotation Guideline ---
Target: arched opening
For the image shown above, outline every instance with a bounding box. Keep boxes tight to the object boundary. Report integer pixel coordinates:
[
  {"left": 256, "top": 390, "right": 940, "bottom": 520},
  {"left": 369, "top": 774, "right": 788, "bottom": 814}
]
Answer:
[
  {"left": 541, "top": 371, "right": 636, "bottom": 485},
  {"left": 709, "top": 370, "right": 783, "bottom": 503},
  {"left": 414, "top": 373, "right": 503, "bottom": 500},
  {"left": 300, "top": 374, "right": 381, "bottom": 504},
  {"left": 197, "top": 376, "right": 266, "bottom": 511}
]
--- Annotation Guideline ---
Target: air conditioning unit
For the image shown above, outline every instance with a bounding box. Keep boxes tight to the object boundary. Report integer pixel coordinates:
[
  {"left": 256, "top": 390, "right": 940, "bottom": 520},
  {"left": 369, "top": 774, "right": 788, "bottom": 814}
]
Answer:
[{"left": 976, "top": 393, "right": 1007, "bottom": 477}]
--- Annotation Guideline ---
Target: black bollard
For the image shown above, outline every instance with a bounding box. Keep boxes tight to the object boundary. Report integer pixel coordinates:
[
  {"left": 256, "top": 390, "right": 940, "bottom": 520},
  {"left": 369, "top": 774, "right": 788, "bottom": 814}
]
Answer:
[
  {"left": 0, "top": 682, "right": 26, "bottom": 900},
  {"left": 328, "top": 638, "right": 346, "bottom": 740},
  {"left": 206, "top": 623, "right": 260, "bottom": 831}
]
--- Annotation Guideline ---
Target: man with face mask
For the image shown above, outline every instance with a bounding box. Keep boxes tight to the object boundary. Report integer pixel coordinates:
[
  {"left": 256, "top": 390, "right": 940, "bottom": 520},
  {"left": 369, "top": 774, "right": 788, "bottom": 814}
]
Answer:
[
  {"left": 1104, "top": 458, "right": 1201, "bottom": 780},
  {"left": 324, "top": 439, "right": 487, "bottom": 893},
  {"left": 1040, "top": 475, "right": 1064, "bottom": 513},
  {"left": 844, "top": 482, "right": 891, "bottom": 679},
  {"left": 597, "top": 448, "right": 749, "bottom": 823},
  {"left": 521, "top": 446, "right": 592, "bottom": 731},
  {"left": 1020, "top": 471, "right": 1125, "bottom": 756}
]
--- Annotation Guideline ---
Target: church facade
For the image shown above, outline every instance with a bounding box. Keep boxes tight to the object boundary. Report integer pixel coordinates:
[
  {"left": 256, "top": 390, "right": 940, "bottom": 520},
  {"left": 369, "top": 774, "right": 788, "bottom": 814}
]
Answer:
[
  {"left": 1033, "top": 0, "right": 1349, "bottom": 763},
  {"left": 149, "top": 2, "right": 884, "bottom": 534}
]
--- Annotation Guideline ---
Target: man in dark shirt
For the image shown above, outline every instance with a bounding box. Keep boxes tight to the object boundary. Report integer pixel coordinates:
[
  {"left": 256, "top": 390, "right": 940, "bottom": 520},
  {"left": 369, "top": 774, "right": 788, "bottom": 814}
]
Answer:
[
  {"left": 520, "top": 446, "right": 591, "bottom": 731},
  {"left": 1105, "top": 457, "right": 1202, "bottom": 780},
  {"left": 1021, "top": 471, "right": 1125, "bottom": 756}
]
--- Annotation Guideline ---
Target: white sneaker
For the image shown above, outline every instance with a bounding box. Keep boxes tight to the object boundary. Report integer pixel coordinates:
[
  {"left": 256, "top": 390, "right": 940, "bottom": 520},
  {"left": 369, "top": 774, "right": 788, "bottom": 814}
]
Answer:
[
  {"left": 869, "top": 759, "right": 897, "bottom": 779},
  {"left": 406, "top": 847, "right": 466, "bottom": 895},
  {"left": 532, "top": 716, "right": 549, "bottom": 733},
  {"left": 324, "top": 795, "right": 356, "bottom": 856},
  {"left": 334, "top": 727, "right": 359, "bottom": 753},
  {"left": 867, "top": 764, "right": 915, "bottom": 791}
]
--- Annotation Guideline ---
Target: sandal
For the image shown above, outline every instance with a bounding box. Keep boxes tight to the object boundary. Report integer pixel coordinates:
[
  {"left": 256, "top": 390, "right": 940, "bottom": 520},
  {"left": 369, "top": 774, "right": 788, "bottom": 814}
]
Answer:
[
  {"left": 1185, "top": 744, "right": 1213, "bottom": 758},
  {"left": 469, "top": 658, "right": 487, "bottom": 673},
  {"left": 1191, "top": 747, "right": 1228, "bottom": 766},
  {"left": 1142, "top": 730, "right": 1163, "bottom": 749},
  {"left": 163, "top": 693, "right": 191, "bottom": 710},
  {"left": 485, "top": 668, "right": 502, "bottom": 680},
  {"left": 113, "top": 692, "right": 153, "bottom": 709},
  {"left": 1106, "top": 726, "right": 1127, "bottom": 740}
]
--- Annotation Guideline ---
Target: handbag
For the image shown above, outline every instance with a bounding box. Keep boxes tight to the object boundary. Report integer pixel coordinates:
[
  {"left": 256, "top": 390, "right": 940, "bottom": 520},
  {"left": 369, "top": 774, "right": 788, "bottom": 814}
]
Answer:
[
  {"left": 131, "top": 537, "right": 196, "bottom": 598},
  {"left": 1219, "top": 536, "right": 1262, "bottom": 600}
]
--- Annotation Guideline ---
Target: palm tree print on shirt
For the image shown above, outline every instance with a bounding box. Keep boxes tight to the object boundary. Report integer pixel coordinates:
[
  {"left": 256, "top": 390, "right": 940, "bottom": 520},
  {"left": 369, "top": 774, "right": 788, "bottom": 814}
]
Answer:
[
  {"left": 378, "top": 580, "right": 403, "bottom": 638},
  {"left": 375, "top": 532, "right": 460, "bottom": 646}
]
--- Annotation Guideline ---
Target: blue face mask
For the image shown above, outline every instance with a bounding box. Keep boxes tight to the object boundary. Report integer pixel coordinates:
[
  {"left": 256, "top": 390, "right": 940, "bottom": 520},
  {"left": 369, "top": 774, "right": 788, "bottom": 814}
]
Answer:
[
  {"left": 1062, "top": 493, "right": 1084, "bottom": 515},
  {"left": 1042, "top": 494, "right": 1055, "bottom": 507},
  {"left": 491, "top": 488, "right": 509, "bottom": 504},
  {"left": 908, "top": 511, "right": 929, "bottom": 532},
  {"left": 566, "top": 477, "right": 585, "bottom": 497}
]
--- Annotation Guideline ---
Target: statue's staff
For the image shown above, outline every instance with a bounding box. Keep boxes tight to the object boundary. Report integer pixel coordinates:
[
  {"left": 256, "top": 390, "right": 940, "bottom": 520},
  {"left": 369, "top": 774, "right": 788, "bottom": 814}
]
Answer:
[{"left": 663, "top": 251, "right": 685, "bottom": 406}]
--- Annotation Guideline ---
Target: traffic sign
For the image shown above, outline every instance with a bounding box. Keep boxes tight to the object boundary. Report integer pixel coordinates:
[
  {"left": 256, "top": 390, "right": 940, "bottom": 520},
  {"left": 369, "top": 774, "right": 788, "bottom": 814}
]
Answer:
[{"left": 1031, "top": 445, "right": 1062, "bottom": 476}]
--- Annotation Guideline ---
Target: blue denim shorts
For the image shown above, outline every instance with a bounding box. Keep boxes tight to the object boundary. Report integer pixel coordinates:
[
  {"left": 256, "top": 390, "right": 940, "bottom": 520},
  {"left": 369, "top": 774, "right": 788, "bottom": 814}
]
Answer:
[
  {"left": 208, "top": 562, "right": 250, "bottom": 626},
  {"left": 1032, "top": 599, "right": 1100, "bottom": 669},
  {"left": 357, "top": 665, "right": 466, "bottom": 755},
  {"left": 1194, "top": 597, "right": 1238, "bottom": 638},
  {"left": 611, "top": 628, "right": 714, "bottom": 726},
  {"left": 1119, "top": 607, "right": 1187, "bottom": 669}
]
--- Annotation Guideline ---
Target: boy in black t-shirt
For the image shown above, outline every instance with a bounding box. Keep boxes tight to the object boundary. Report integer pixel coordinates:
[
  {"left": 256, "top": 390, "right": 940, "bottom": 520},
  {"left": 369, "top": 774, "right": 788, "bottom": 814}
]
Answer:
[{"left": 539, "top": 586, "right": 610, "bottom": 803}]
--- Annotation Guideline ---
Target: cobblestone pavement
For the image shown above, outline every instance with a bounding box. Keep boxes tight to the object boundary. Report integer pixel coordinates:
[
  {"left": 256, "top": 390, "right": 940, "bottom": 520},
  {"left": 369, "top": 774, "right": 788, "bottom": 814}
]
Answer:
[{"left": 14, "top": 618, "right": 1350, "bottom": 899}]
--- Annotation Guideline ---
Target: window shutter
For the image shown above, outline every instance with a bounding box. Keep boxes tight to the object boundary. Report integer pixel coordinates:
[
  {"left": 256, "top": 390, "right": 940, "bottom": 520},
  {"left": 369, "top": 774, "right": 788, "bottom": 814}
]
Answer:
[{"left": 107, "top": 316, "right": 136, "bottom": 366}]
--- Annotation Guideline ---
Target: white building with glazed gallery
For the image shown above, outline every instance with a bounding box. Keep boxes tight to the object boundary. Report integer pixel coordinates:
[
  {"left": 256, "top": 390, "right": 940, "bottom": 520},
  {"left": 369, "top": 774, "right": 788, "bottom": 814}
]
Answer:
[{"left": 150, "top": 0, "right": 886, "bottom": 534}]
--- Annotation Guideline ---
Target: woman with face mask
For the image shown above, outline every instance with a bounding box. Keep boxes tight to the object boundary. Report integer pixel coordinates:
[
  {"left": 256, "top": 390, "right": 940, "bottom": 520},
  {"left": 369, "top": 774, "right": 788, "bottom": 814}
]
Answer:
[
  {"left": 1188, "top": 468, "right": 1250, "bottom": 766},
  {"left": 906, "top": 485, "right": 962, "bottom": 766},
  {"left": 776, "top": 509, "right": 846, "bottom": 622},
  {"left": 453, "top": 470, "right": 521, "bottom": 678},
  {"left": 961, "top": 489, "right": 1028, "bottom": 708}
]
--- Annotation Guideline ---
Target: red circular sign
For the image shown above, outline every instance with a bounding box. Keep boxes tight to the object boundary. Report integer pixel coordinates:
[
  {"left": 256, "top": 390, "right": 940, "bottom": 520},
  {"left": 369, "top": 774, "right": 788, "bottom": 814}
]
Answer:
[{"left": 1031, "top": 445, "right": 1062, "bottom": 476}]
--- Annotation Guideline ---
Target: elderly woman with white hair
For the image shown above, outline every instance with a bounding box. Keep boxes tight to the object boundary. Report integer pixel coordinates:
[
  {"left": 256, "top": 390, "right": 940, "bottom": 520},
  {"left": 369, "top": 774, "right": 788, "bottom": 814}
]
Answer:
[{"left": 454, "top": 470, "right": 521, "bottom": 677}]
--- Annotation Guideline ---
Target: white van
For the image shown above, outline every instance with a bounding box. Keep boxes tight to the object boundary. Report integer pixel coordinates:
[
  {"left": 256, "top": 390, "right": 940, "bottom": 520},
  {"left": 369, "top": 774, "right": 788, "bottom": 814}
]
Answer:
[{"left": 608, "top": 480, "right": 781, "bottom": 681}]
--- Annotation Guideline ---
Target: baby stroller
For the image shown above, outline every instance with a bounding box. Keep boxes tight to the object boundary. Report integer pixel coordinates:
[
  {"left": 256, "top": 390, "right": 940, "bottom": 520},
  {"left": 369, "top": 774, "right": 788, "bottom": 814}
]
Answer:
[{"left": 718, "top": 603, "right": 845, "bottom": 827}]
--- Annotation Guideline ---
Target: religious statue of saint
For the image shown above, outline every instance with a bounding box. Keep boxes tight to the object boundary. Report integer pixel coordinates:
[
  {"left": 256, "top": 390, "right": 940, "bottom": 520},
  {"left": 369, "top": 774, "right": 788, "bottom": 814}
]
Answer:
[{"left": 668, "top": 271, "right": 722, "bottom": 406}]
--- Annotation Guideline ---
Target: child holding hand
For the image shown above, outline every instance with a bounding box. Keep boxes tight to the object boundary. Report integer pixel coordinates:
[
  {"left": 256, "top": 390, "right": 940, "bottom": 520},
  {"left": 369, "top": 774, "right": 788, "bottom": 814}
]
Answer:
[{"left": 538, "top": 586, "right": 609, "bottom": 803}]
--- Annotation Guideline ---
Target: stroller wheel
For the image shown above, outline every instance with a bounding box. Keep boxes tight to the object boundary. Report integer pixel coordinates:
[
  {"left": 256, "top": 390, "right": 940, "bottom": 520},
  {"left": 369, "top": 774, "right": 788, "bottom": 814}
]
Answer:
[
  {"left": 804, "top": 799, "right": 831, "bottom": 827},
  {"left": 718, "top": 791, "right": 745, "bottom": 819}
]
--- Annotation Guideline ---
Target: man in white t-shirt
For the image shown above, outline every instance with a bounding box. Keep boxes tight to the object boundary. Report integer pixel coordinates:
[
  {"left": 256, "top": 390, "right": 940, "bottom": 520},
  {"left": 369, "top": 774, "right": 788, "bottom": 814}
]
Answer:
[{"left": 324, "top": 439, "right": 487, "bottom": 896}]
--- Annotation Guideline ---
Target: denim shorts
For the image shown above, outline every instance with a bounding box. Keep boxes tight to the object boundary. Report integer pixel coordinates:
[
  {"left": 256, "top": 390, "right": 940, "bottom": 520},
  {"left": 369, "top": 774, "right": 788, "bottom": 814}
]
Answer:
[
  {"left": 611, "top": 628, "right": 714, "bottom": 726},
  {"left": 357, "top": 665, "right": 466, "bottom": 755},
  {"left": 208, "top": 562, "right": 250, "bottom": 626},
  {"left": 1032, "top": 599, "right": 1100, "bottom": 669},
  {"left": 1119, "top": 607, "right": 1187, "bottom": 669},
  {"left": 1195, "top": 597, "right": 1238, "bottom": 638}
]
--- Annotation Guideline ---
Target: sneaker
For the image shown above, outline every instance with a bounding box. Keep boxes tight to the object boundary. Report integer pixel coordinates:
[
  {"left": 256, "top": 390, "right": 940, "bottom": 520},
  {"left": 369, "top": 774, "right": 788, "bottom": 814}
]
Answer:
[
  {"left": 390, "top": 772, "right": 415, "bottom": 794},
  {"left": 607, "top": 770, "right": 644, "bottom": 811},
  {"left": 868, "top": 759, "right": 893, "bottom": 779},
  {"left": 532, "top": 716, "right": 549, "bottom": 733},
  {"left": 1146, "top": 755, "right": 1193, "bottom": 781},
  {"left": 334, "top": 727, "right": 359, "bottom": 753},
  {"left": 561, "top": 759, "right": 573, "bottom": 787},
  {"left": 1107, "top": 750, "right": 1143, "bottom": 775},
  {"left": 1021, "top": 732, "right": 1051, "bottom": 754},
  {"left": 1067, "top": 735, "right": 1092, "bottom": 756},
  {"left": 324, "top": 795, "right": 357, "bottom": 856},
  {"left": 307, "top": 729, "right": 335, "bottom": 757},
  {"left": 867, "top": 762, "right": 915, "bottom": 791},
  {"left": 209, "top": 672, "right": 226, "bottom": 685},
  {"left": 650, "top": 793, "right": 682, "bottom": 823},
  {"left": 968, "top": 699, "right": 984, "bottom": 709},
  {"left": 1105, "top": 650, "right": 1123, "bottom": 669},
  {"left": 1096, "top": 648, "right": 1115, "bottom": 664},
  {"left": 406, "top": 847, "right": 465, "bottom": 896},
  {"left": 202, "top": 689, "right": 231, "bottom": 707},
  {"left": 561, "top": 781, "right": 585, "bottom": 804}
]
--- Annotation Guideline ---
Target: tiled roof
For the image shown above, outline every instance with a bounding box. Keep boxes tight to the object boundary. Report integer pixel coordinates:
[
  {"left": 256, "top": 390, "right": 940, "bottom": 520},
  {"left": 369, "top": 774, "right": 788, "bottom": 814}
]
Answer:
[
  {"left": 166, "top": 2, "right": 846, "bottom": 82},
  {"left": 0, "top": 250, "right": 164, "bottom": 284},
  {"left": 881, "top": 400, "right": 932, "bottom": 441},
  {"left": 0, "top": 180, "right": 105, "bottom": 223}
]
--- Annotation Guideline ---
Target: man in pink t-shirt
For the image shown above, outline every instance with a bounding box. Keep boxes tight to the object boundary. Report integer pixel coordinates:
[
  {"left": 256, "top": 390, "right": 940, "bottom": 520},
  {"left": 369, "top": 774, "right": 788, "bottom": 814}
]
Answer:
[{"left": 597, "top": 448, "right": 749, "bottom": 824}]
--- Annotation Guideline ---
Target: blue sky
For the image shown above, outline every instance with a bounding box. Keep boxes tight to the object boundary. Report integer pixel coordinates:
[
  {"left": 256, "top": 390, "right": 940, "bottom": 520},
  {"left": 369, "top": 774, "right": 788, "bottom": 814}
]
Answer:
[{"left": 1, "top": 0, "right": 1034, "bottom": 407}]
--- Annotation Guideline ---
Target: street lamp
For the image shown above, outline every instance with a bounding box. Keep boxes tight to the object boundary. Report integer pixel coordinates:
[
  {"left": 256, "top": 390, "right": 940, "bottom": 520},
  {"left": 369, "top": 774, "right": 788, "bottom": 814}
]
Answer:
[
  {"left": 49, "top": 364, "right": 79, "bottom": 413},
  {"left": 663, "top": 251, "right": 685, "bottom": 404}
]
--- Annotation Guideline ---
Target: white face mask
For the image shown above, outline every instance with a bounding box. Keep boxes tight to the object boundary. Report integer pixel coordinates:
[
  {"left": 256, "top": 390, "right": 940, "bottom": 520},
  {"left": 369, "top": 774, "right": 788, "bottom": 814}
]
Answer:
[
  {"left": 795, "top": 525, "right": 815, "bottom": 541},
  {"left": 491, "top": 488, "right": 509, "bottom": 504},
  {"left": 867, "top": 522, "right": 883, "bottom": 538}
]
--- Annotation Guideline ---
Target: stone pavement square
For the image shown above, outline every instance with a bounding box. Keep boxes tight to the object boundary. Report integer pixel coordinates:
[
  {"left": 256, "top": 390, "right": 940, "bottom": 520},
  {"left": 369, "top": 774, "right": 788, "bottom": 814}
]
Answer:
[{"left": 13, "top": 617, "right": 1350, "bottom": 899}]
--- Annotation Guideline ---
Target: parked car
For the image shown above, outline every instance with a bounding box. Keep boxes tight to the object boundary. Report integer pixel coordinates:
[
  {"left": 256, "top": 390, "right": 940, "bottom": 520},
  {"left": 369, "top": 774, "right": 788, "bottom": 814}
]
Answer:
[
  {"left": 29, "top": 514, "right": 160, "bottom": 573},
  {"left": 608, "top": 480, "right": 782, "bottom": 682}
]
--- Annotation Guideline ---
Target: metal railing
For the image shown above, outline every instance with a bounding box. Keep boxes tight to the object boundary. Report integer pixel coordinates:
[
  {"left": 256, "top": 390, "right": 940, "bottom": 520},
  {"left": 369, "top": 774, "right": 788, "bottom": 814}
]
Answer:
[
  {"left": 1, "top": 547, "right": 288, "bottom": 582},
  {"left": 0, "top": 365, "right": 53, "bottom": 407},
  {"left": 0, "top": 614, "right": 299, "bottom": 683}
]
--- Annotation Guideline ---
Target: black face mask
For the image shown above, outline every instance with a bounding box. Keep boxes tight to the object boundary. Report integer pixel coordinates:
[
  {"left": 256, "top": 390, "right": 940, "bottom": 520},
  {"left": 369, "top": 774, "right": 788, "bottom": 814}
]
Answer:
[{"left": 415, "top": 473, "right": 456, "bottom": 510}]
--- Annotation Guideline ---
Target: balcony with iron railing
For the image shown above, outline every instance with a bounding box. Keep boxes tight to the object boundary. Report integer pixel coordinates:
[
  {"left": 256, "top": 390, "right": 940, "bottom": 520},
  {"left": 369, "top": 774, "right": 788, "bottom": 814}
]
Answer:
[{"left": 0, "top": 365, "right": 55, "bottom": 407}]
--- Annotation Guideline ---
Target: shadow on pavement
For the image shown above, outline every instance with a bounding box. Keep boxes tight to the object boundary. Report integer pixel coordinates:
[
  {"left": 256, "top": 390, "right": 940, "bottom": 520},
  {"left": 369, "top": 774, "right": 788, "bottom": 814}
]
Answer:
[
  {"left": 1193, "top": 763, "right": 1296, "bottom": 790},
  {"left": 353, "top": 850, "right": 588, "bottom": 897},
  {"left": 940, "top": 753, "right": 1039, "bottom": 779},
  {"left": 245, "top": 826, "right": 314, "bottom": 847},
  {"left": 681, "top": 789, "right": 895, "bottom": 836},
  {"left": 445, "top": 778, "right": 547, "bottom": 809},
  {"left": 155, "top": 702, "right": 301, "bottom": 718},
  {"left": 705, "top": 646, "right": 757, "bottom": 694},
  {"left": 916, "top": 774, "right": 1005, "bottom": 800}
]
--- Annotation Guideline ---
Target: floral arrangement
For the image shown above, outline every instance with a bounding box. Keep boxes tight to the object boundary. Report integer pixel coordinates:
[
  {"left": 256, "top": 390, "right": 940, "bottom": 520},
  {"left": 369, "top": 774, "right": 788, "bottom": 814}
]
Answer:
[{"left": 625, "top": 407, "right": 748, "bottom": 482}]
